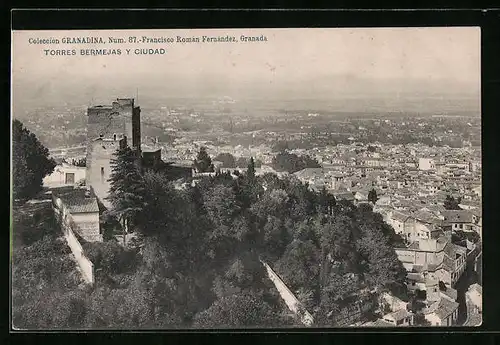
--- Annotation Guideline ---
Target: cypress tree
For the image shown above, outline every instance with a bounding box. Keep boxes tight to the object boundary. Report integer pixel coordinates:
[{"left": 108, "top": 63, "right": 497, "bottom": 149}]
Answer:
[
  {"left": 247, "top": 157, "right": 256, "bottom": 181},
  {"left": 106, "top": 145, "right": 146, "bottom": 242},
  {"left": 368, "top": 188, "right": 379, "bottom": 204}
]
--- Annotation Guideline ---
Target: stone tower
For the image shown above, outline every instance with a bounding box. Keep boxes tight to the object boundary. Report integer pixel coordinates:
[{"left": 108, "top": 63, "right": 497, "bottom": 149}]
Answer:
[{"left": 86, "top": 98, "right": 141, "bottom": 208}]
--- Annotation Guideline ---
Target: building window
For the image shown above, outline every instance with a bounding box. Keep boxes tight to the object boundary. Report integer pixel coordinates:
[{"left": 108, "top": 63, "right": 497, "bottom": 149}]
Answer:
[
  {"left": 101, "top": 167, "right": 104, "bottom": 182},
  {"left": 65, "top": 172, "right": 75, "bottom": 184}
]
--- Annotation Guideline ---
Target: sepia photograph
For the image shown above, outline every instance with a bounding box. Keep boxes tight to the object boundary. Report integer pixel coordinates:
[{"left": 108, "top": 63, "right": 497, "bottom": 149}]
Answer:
[{"left": 10, "top": 27, "right": 482, "bottom": 330}]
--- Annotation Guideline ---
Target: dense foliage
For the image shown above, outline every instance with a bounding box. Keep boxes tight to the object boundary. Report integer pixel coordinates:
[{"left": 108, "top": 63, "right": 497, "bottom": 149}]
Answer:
[
  {"left": 271, "top": 152, "right": 321, "bottom": 174},
  {"left": 214, "top": 153, "right": 263, "bottom": 170},
  {"left": 12, "top": 147, "right": 407, "bottom": 329},
  {"left": 214, "top": 153, "right": 236, "bottom": 168},
  {"left": 193, "top": 146, "right": 214, "bottom": 173},
  {"left": 12, "top": 119, "right": 56, "bottom": 200},
  {"left": 444, "top": 195, "right": 462, "bottom": 210},
  {"left": 236, "top": 156, "right": 262, "bottom": 168},
  {"left": 71, "top": 157, "right": 87, "bottom": 167}
]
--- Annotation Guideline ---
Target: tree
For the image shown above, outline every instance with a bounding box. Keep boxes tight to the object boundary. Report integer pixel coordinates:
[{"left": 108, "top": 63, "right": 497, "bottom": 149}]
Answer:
[
  {"left": 275, "top": 239, "right": 320, "bottom": 293},
  {"left": 83, "top": 241, "right": 137, "bottom": 274},
  {"left": 247, "top": 157, "right": 256, "bottom": 181},
  {"left": 356, "top": 222, "right": 407, "bottom": 292},
  {"left": 295, "top": 287, "right": 316, "bottom": 311},
  {"left": 193, "top": 147, "right": 214, "bottom": 173},
  {"left": 193, "top": 292, "right": 284, "bottom": 328},
  {"left": 214, "top": 153, "right": 236, "bottom": 168},
  {"left": 224, "top": 254, "right": 267, "bottom": 291},
  {"left": 106, "top": 145, "right": 146, "bottom": 243},
  {"left": 318, "top": 186, "right": 336, "bottom": 215},
  {"left": 236, "top": 157, "right": 248, "bottom": 168},
  {"left": 240, "top": 157, "right": 262, "bottom": 207},
  {"left": 137, "top": 171, "right": 184, "bottom": 237},
  {"left": 272, "top": 141, "right": 289, "bottom": 152},
  {"left": 444, "top": 195, "right": 462, "bottom": 210},
  {"left": 71, "top": 157, "right": 87, "bottom": 167},
  {"left": 368, "top": 188, "right": 379, "bottom": 204},
  {"left": 316, "top": 270, "right": 363, "bottom": 324},
  {"left": 203, "top": 184, "right": 240, "bottom": 230},
  {"left": 12, "top": 119, "right": 56, "bottom": 200},
  {"left": 302, "top": 155, "right": 322, "bottom": 169},
  {"left": 271, "top": 152, "right": 321, "bottom": 174},
  {"left": 236, "top": 156, "right": 262, "bottom": 168}
]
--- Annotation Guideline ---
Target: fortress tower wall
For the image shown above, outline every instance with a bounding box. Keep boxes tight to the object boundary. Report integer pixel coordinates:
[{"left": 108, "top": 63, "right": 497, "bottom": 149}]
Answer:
[
  {"left": 86, "top": 98, "right": 140, "bottom": 208},
  {"left": 86, "top": 137, "right": 126, "bottom": 208}
]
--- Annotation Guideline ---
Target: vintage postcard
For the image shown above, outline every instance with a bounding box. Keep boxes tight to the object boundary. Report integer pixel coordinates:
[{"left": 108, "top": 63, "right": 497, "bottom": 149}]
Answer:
[{"left": 11, "top": 27, "right": 482, "bottom": 330}]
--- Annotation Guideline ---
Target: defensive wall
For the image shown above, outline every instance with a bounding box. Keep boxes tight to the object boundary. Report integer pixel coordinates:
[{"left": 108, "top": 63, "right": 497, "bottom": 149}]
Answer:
[{"left": 53, "top": 200, "right": 95, "bottom": 285}]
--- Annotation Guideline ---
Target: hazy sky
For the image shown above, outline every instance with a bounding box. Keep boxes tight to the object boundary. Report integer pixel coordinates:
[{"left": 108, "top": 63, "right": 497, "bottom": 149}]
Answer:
[{"left": 12, "top": 27, "right": 480, "bottom": 102}]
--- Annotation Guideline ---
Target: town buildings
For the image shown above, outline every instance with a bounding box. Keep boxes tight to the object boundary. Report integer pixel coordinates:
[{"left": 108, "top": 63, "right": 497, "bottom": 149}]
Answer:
[{"left": 40, "top": 98, "right": 481, "bottom": 326}]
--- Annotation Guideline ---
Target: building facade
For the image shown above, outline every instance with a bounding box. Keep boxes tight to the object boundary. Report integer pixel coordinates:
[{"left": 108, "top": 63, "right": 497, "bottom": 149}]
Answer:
[
  {"left": 86, "top": 98, "right": 141, "bottom": 207},
  {"left": 43, "top": 163, "right": 86, "bottom": 188}
]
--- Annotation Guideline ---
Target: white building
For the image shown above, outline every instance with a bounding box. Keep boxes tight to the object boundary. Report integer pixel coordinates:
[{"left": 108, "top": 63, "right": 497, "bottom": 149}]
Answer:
[
  {"left": 43, "top": 163, "right": 86, "bottom": 188},
  {"left": 418, "top": 158, "right": 436, "bottom": 171}
]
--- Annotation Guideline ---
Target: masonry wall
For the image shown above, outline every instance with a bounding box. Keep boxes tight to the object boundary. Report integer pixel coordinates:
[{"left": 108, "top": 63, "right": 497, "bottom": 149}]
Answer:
[
  {"left": 43, "top": 165, "right": 86, "bottom": 188},
  {"left": 132, "top": 106, "right": 141, "bottom": 150},
  {"left": 86, "top": 140, "right": 122, "bottom": 208},
  {"left": 64, "top": 217, "right": 95, "bottom": 284},
  {"left": 112, "top": 99, "right": 135, "bottom": 143},
  {"left": 425, "top": 313, "right": 442, "bottom": 326},
  {"left": 436, "top": 268, "right": 452, "bottom": 287},
  {"left": 395, "top": 248, "right": 444, "bottom": 268},
  {"left": 260, "top": 260, "right": 314, "bottom": 326},
  {"left": 54, "top": 207, "right": 95, "bottom": 285},
  {"left": 87, "top": 107, "right": 127, "bottom": 142},
  {"left": 72, "top": 212, "right": 101, "bottom": 242}
]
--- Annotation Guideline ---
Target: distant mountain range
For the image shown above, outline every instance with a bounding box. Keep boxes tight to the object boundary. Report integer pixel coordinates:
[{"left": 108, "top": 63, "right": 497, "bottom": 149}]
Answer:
[{"left": 12, "top": 73, "right": 480, "bottom": 117}]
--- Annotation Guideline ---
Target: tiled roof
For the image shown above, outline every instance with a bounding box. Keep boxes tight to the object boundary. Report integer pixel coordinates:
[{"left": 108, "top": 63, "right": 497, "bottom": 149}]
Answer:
[
  {"left": 413, "top": 210, "right": 443, "bottom": 225},
  {"left": 452, "top": 243, "right": 468, "bottom": 256},
  {"left": 434, "top": 297, "right": 459, "bottom": 320},
  {"left": 387, "top": 309, "right": 412, "bottom": 321},
  {"left": 441, "top": 287, "right": 458, "bottom": 301},
  {"left": 391, "top": 211, "right": 412, "bottom": 223},
  {"left": 469, "top": 283, "right": 482, "bottom": 295},
  {"left": 55, "top": 188, "right": 99, "bottom": 213},
  {"left": 425, "top": 276, "right": 439, "bottom": 287},
  {"left": 414, "top": 238, "right": 445, "bottom": 252},
  {"left": 442, "top": 210, "right": 474, "bottom": 224},
  {"left": 50, "top": 185, "right": 77, "bottom": 196},
  {"left": 293, "top": 168, "right": 329, "bottom": 179},
  {"left": 65, "top": 197, "right": 99, "bottom": 213},
  {"left": 364, "top": 319, "right": 395, "bottom": 327},
  {"left": 443, "top": 253, "right": 455, "bottom": 272},
  {"left": 407, "top": 273, "right": 425, "bottom": 283},
  {"left": 428, "top": 263, "right": 441, "bottom": 272},
  {"left": 334, "top": 192, "right": 355, "bottom": 201}
]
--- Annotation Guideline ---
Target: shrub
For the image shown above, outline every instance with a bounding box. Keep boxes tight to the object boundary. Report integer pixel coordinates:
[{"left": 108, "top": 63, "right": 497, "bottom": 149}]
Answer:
[{"left": 83, "top": 241, "right": 137, "bottom": 274}]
